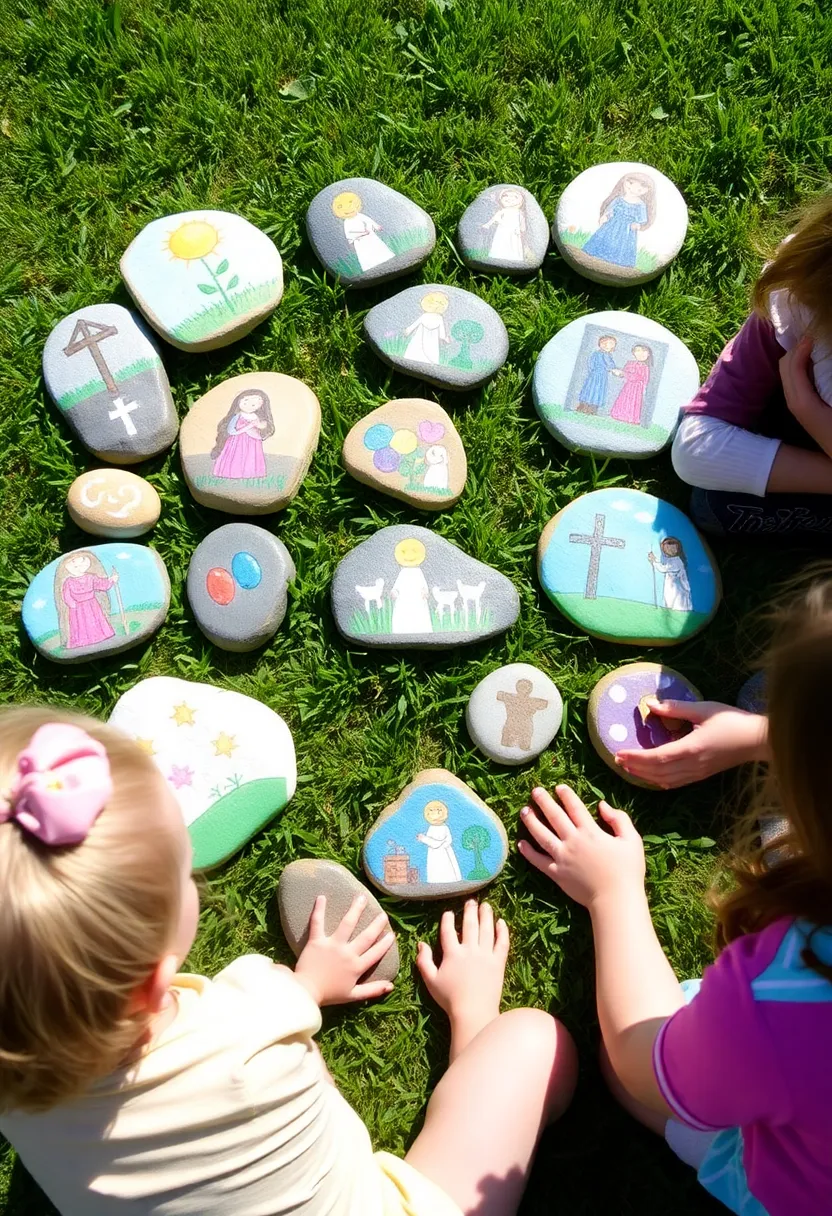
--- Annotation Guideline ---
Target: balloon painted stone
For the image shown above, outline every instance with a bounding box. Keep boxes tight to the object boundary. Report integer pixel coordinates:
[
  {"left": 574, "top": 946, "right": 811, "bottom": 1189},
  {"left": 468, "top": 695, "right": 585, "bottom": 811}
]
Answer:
[
  {"left": 554, "top": 162, "right": 688, "bottom": 286},
  {"left": 466, "top": 663, "right": 563, "bottom": 766},
  {"left": 108, "top": 676, "right": 296, "bottom": 870},
  {"left": 332, "top": 524, "right": 520, "bottom": 649},
  {"left": 278, "top": 859, "right": 399, "bottom": 984},
  {"left": 179, "top": 372, "right": 321, "bottom": 514},
  {"left": 306, "top": 177, "right": 435, "bottom": 287},
  {"left": 22, "top": 543, "right": 169, "bottom": 663},
  {"left": 457, "top": 185, "right": 549, "bottom": 274},
  {"left": 364, "top": 284, "right": 509, "bottom": 391},
  {"left": 533, "top": 311, "right": 699, "bottom": 460},
  {"left": 187, "top": 523, "right": 295, "bottom": 652},
  {"left": 42, "top": 304, "right": 178, "bottom": 464},
  {"left": 537, "top": 488, "right": 721, "bottom": 646},
  {"left": 362, "top": 769, "right": 508, "bottom": 900},
  {"left": 342, "top": 399, "right": 467, "bottom": 510},
  {"left": 120, "top": 210, "right": 284, "bottom": 352},
  {"left": 67, "top": 469, "right": 161, "bottom": 538},
  {"left": 588, "top": 663, "right": 702, "bottom": 787}
]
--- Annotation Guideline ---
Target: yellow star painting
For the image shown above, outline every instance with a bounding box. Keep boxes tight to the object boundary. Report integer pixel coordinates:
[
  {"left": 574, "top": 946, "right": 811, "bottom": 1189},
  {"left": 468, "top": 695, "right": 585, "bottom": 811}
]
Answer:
[
  {"left": 135, "top": 737, "right": 156, "bottom": 756},
  {"left": 171, "top": 702, "right": 197, "bottom": 727},
  {"left": 212, "top": 731, "right": 238, "bottom": 758}
]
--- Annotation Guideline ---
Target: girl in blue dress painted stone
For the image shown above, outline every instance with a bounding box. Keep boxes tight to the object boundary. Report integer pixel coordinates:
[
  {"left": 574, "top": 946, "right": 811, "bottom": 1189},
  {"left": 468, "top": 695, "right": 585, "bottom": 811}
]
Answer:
[
  {"left": 576, "top": 334, "right": 622, "bottom": 413},
  {"left": 582, "top": 173, "right": 656, "bottom": 269}
]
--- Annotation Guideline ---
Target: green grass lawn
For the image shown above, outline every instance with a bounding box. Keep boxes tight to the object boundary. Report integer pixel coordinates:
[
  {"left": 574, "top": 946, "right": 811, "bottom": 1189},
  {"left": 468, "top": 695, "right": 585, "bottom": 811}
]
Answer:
[{"left": 1, "top": 0, "right": 831, "bottom": 1211}]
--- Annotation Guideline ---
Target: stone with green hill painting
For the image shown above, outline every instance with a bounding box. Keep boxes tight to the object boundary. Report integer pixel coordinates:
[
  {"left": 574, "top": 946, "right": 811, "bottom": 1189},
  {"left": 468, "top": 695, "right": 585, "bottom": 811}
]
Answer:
[
  {"left": 533, "top": 310, "right": 699, "bottom": 459},
  {"left": 306, "top": 177, "right": 435, "bottom": 287},
  {"left": 537, "top": 488, "right": 721, "bottom": 646},
  {"left": 108, "top": 676, "right": 296, "bottom": 870},
  {"left": 42, "top": 304, "right": 177, "bottom": 464},
  {"left": 120, "top": 210, "right": 283, "bottom": 352},
  {"left": 331, "top": 524, "right": 519, "bottom": 649},
  {"left": 457, "top": 184, "right": 549, "bottom": 274},
  {"left": 364, "top": 284, "right": 509, "bottom": 391}
]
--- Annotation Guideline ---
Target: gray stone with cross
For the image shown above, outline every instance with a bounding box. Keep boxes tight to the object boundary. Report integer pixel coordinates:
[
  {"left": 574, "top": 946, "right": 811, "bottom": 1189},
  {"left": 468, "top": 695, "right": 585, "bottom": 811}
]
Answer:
[{"left": 568, "top": 512, "right": 626, "bottom": 599}]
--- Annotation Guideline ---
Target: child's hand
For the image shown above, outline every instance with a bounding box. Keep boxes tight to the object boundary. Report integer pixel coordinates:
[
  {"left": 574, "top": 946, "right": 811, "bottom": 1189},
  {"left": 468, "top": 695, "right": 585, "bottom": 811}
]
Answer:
[
  {"left": 615, "top": 700, "right": 768, "bottom": 788},
  {"left": 781, "top": 338, "right": 825, "bottom": 418},
  {"left": 294, "top": 895, "right": 396, "bottom": 1006},
  {"left": 518, "top": 785, "right": 645, "bottom": 910},
  {"left": 416, "top": 901, "right": 508, "bottom": 1025}
]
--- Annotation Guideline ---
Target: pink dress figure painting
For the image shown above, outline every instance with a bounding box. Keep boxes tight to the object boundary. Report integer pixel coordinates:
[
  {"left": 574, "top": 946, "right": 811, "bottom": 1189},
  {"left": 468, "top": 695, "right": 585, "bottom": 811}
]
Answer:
[
  {"left": 211, "top": 389, "right": 275, "bottom": 480},
  {"left": 609, "top": 343, "right": 652, "bottom": 425},
  {"left": 54, "top": 552, "right": 118, "bottom": 650}
]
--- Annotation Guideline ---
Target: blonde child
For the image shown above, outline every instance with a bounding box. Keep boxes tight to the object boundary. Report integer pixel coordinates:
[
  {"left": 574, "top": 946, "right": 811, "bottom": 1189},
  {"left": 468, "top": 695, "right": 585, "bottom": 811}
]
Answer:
[
  {"left": 519, "top": 569, "right": 832, "bottom": 1213},
  {"left": 0, "top": 706, "right": 576, "bottom": 1216}
]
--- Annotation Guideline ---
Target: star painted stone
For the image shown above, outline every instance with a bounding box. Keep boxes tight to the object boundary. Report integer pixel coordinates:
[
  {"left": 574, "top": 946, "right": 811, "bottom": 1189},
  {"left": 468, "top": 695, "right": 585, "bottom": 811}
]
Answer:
[
  {"left": 108, "top": 676, "right": 296, "bottom": 869},
  {"left": 466, "top": 663, "right": 563, "bottom": 766},
  {"left": 42, "top": 304, "right": 178, "bottom": 464},
  {"left": 120, "top": 210, "right": 284, "bottom": 352},
  {"left": 457, "top": 184, "right": 548, "bottom": 274},
  {"left": 278, "top": 858, "right": 399, "bottom": 983},
  {"left": 537, "top": 488, "right": 721, "bottom": 645},
  {"left": 22, "top": 543, "right": 170, "bottom": 663},
  {"left": 306, "top": 177, "right": 435, "bottom": 287},
  {"left": 364, "top": 284, "right": 509, "bottom": 391},
  {"left": 331, "top": 524, "right": 520, "bottom": 649},
  {"left": 362, "top": 769, "right": 508, "bottom": 900},
  {"left": 67, "top": 468, "right": 161, "bottom": 538},
  {"left": 533, "top": 310, "right": 699, "bottom": 459},
  {"left": 342, "top": 398, "right": 467, "bottom": 510},
  {"left": 554, "top": 162, "right": 688, "bottom": 286}
]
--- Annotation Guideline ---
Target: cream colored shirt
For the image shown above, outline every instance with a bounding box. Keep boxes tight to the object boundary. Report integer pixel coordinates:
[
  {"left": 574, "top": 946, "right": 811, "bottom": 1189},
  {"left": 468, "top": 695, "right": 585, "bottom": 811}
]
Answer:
[{"left": 0, "top": 956, "right": 461, "bottom": 1216}]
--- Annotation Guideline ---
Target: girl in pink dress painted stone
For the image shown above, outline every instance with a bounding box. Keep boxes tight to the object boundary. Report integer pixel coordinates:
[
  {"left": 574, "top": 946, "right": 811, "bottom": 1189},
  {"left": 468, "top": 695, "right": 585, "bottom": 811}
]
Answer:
[
  {"left": 609, "top": 343, "right": 652, "bottom": 425},
  {"left": 211, "top": 390, "right": 275, "bottom": 480},
  {"left": 54, "top": 552, "right": 118, "bottom": 650}
]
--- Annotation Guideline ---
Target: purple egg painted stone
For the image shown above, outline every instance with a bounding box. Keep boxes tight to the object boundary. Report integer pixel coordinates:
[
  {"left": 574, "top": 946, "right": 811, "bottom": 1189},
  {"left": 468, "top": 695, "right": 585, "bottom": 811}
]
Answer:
[{"left": 373, "top": 447, "right": 400, "bottom": 472}]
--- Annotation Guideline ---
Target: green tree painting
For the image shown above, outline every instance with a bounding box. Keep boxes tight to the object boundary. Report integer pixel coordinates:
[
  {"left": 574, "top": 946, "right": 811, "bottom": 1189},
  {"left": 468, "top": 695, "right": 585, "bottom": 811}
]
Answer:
[
  {"left": 461, "top": 823, "right": 492, "bottom": 879},
  {"left": 449, "top": 319, "right": 484, "bottom": 369}
]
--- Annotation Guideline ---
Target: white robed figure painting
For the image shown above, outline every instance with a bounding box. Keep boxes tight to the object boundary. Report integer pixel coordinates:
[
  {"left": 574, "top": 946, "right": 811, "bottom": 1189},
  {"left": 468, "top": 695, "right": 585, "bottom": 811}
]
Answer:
[
  {"left": 403, "top": 291, "right": 451, "bottom": 365},
  {"left": 416, "top": 800, "right": 462, "bottom": 883},
  {"left": 648, "top": 537, "right": 693, "bottom": 612},
  {"left": 331, "top": 191, "right": 395, "bottom": 273},
  {"left": 423, "top": 445, "right": 449, "bottom": 490},
  {"left": 481, "top": 188, "right": 526, "bottom": 263},
  {"left": 390, "top": 537, "right": 433, "bottom": 633}
]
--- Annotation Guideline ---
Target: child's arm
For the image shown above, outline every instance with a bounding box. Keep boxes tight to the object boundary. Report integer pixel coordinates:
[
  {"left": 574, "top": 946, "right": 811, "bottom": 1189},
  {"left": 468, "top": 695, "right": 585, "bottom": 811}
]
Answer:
[
  {"left": 293, "top": 895, "right": 396, "bottom": 1005},
  {"left": 615, "top": 700, "right": 769, "bottom": 788},
  {"left": 519, "top": 785, "right": 680, "bottom": 1116}
]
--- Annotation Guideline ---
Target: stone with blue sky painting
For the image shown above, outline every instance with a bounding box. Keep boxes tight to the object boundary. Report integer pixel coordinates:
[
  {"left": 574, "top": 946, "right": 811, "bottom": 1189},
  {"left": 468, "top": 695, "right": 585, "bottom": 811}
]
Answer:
[
  {"left": 553, "top": 161, "right": 688, "bottom": 286},
  {"left": 588, "top": 662, "right": 702, "bottom": 788},
  {"left": 42, "top": 303, "right": 177, "bottom": 464},
  {"left": 108, "top": 676, "right": 296, "bottom": 870},
  {"left": 306, "top": 177, "right": 435, "bottom": 287},
  {"left": 187, "top": 523, "right": 295, "bottom": 652},
  {"left": 466, "top": 662, "right": 563, "bottom": 766},
  {"left": 22, "top": 543, "right": 170, "bottom": 663},
  {"left": 342, "top": 398, "right": 467, "bottom": 510},
  {"left": 364, "top": 284, "right": 509, "bottom": 391},
  {"left": 362, "top": 769, "right": 508, "bottom": 900},
  {"left": 331, "top": 524, "right": 520, "bottom": 649},
  {"left": 120, "top": 210, "right": 283, "bottom": 352},
  {"left": 457, "top": 184, "right": 549, "bottom": 274},
  {"left": 537, "top": 488, "right": 721, "bottom": 646},
  {"left": 533, "top": 310, "right": 699, "bottom": 459}
]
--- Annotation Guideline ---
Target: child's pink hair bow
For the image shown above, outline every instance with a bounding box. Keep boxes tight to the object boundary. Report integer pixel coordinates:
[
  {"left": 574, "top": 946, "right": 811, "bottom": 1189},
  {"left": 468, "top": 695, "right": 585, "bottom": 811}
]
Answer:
[{"left": 0, "top": 724, "right": 112, "bottom": 846}]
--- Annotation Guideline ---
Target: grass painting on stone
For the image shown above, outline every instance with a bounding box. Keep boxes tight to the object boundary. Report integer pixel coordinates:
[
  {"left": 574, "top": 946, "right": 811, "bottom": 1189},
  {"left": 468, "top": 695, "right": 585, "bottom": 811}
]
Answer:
[{"left": 171, "top": 279, "right": 281, "bottom": 344}]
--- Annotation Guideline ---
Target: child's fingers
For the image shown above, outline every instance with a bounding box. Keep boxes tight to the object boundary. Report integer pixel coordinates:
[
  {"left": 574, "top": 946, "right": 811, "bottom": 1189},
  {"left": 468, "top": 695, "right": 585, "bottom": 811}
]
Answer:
[
  {"left": 308, "top": 894, "right": 327, "bottom": 939},
  {"left": 520, "top": 805, "right": 561, "bottom": 856},
  {"left": 644, "top": 697, "right": 712, "bottom": 725},
  {"left": 350, "top": 911, "right": 391, "bottom": 955},
  {"left": 439, "top": 908, "right": 459, "bottom": 954},
  {"left": 553, "top": 784, "right": 595, "bottom": 830},
  {"left": 333, "top": 894, "right": 367, "bottom": 941},
  {"left": 349, "top": 979, "right": 395, "bottom": 1002},
  {"left": 494, "top": 917, "right": 509, "bottom": 957},
  {"left": 599, "top": 801, "right": 639, "bottom": 839},
  {"left": 517, "top": 838, "right": 559, "bottom": 880},
  {"left": 462, "top": 898, "right": 479, "bottom": 944},
  {"left": 529, "top": 787, "right": 574, "bottom": 837},
  {"left": 478, "top": 901, "right": 494, "bottom": 948},
  {"left": 357, "top": 931, "right": 396, "bottom": 970},
  {"left": 415, "top": 941, "right": 438, "bottom": 983}
]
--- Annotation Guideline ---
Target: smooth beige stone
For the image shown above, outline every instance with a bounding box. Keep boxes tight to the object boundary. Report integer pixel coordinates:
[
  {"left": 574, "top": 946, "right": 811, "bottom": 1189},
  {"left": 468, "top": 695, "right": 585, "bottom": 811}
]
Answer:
[{"left": 67, "top": 468, "right": 161, "bottom": 538}]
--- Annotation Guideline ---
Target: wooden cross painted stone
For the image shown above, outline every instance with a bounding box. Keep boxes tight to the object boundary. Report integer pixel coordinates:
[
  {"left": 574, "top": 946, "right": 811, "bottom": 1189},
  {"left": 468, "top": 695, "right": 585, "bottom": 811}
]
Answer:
[
  {"left": 568, "top": 513, "right": 625, "bottom": 599},
  {"left": 63, "top": 318, "right": 140, "bottom": 436}
]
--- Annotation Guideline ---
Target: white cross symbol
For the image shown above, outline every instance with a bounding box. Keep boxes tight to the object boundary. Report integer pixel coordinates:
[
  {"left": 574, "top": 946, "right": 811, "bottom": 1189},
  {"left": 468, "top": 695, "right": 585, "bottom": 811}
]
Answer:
[{"left": 108, "top": 396, "right": 140, "bottom": 436}]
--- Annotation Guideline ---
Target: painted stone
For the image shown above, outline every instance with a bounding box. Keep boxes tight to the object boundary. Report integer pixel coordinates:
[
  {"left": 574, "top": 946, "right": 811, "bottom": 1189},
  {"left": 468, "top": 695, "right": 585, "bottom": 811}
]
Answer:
[
  {"left": 457, "top": 184, "right": 548, "bottom": 274},
  {"left": 737, "top": 671, "right": 767, "bottom": 714},
  {"left": 278, "top": 859, "right": 399, "bottom": 984},
  {"left": 342, "top": 399, "right": 467, "bottom": 510},
  {"left": 364, "top": 284, "right": 509, "bottom": 392},
  {"left": 533, "top": 311, "right": 699, "bottom": 459},
  {"left": 42, "top": 304, "right": 177, "bottom": 464},
  {"left": 67, "top": 469, "right": 161, "bottom": 538},
  {"left": 305, "top": 178, "right": 435, "bottom": 287},
  {"left": 362, "top": 769, "right": 508, "bottom": 900},
  {"left": 22, "top": 543, "right": 169, "bottom": 663},
  {"left": 187, "top": 523, "right": 295, "bottom": 652},
  {"left": 332, "top": 524, "right": 520, "bottom": 649},
  {"left": 537, "top": 488, "right": 721, "bottom": 646},
  {"left": 588, "top": 663, "right": 701, "bottom": 788},
  {"left": 120, "top": 210, "right": 283, "bottom": 352},
  {"left": 554, "top": 162, "right": 688, "bottom": 286},
  {"left": 466, "top": 663, "right": 563, "bottom": 766},
  {"left": 179, "top": 372, "right": 321, "bottom": 514},
  {"left": 108, "top": 676, "right": 296, "bottom": 870}
]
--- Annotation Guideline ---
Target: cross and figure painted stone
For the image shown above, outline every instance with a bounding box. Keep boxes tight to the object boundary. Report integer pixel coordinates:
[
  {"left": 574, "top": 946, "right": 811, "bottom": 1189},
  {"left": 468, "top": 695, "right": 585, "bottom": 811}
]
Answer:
[
  {"left": 64, "top": 317, "right": 140, "bottom": 437},
  {"left": 568, "top": 513, "right": 626, "bottom": 599}
]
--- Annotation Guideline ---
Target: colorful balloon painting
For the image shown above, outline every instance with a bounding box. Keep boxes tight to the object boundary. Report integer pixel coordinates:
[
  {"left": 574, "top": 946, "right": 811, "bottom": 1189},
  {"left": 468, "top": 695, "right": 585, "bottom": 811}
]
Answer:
[{"left": 206, "top": 566, "right": 235, "bottom": 606}]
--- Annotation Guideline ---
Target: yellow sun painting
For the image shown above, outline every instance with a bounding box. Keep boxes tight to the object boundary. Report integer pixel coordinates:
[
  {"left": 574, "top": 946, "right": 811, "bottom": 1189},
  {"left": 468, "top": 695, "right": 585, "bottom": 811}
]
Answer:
[{"left": 162, "top": 216, "right": 239, "bottom": 314}]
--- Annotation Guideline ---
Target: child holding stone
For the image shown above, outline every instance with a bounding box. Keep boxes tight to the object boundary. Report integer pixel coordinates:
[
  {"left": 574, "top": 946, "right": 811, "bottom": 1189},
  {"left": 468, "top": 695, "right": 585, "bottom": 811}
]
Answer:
[
  {"left": 673, "top": 193, "right": 832, "bottom": 536},
  {"left": 519, "top": 569, "right": 832, "bottom": 1212},
  {"left": 0, "top": 706, "right": 576, "bottom": 1216}
]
